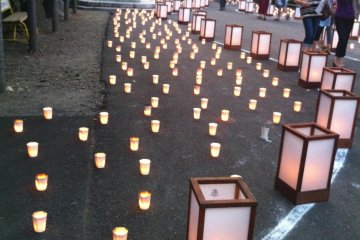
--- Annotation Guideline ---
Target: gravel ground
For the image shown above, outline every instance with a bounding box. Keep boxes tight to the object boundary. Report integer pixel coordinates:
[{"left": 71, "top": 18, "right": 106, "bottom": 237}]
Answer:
[{"left": 1, "top": 10, "right": 108, "bottom": 117}]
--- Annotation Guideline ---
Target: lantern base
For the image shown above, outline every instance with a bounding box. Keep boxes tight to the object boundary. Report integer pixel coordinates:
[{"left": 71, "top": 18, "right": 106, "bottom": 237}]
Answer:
[
  {"left": 224, "top": 44, "right": 241, "bottom": 50},
  {"left": 277, "top": 63, "right": 299, "bottom": 72},
  {"left": 178, "top": 21, "right": 190, "bottom": 25},
  {"left": 349, "top": 36, "right": 358, "bottom": 40},
  {"left": 250, "top": 53, "right": 269, "bottom": 60},
  {"left": 275, "top": 178, "right": 330, "bottom": 205},
  {"left": 199, "top": 36, "right": 214, "bottom": 42},
  {"left": 294, "top": 17, "right": 302, "bottom": 20},
  {"left": 338, "top": 138, "right": 353, "bottom": 148},
  {"left": 157, "top": 16, "right": 168, "bottom": 20},
  {"left": 298, "top": 79, "right": 321, "bottom": 89},
  {"left": 191, "top": 30, "right": 200, "bottom": 34}
]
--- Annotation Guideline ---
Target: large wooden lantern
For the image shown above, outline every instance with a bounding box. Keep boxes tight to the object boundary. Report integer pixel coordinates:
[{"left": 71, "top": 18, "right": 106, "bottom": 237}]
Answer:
[
  {"left": 200, "top": 0, "right": 206, "bottom": 8},
  {"left": 224, "top": 24, "right": 243, "bottom": 50},
  {"left": 192, "top": 0, "right": 201, "bottom": 9},
  {"left": 250, "top": 31, "right": 272, "bottom": 60},
  {"left": 179, "top": 7, "right": 192, "bottom": 24},
  {"left": 320, "top": 67, "right": 356, "bottom": 91},
  {"left": 184, "top": 0, "right": 192, "bottom": 8},
  {"left": 238, "top": 0, "right": 246, "bottom": 11},
  {"left": 350, "top": 21, "right": 359, "bottom": 40},
  {"left": 199, "top": 18, "right": 216, "bottom": 42},
  {"left": 245, "top": 0, "right": 255, "bottom": 13},
  {"left": 275, "top": 123, "right": 339, "bottom": 205},
  {"left": 173, "top": 0, "right": 181, "bottom": 12},
  {"left": 187, "top": 177, "right": 257, "bottom": 240},
  {"left": 204, "top": 0, "right": 209, "bottom": 7},
  {"left": 157, "top": 4, "right": 168, "bottom": 19},
  {"left": 191, "top": 14, "right": 206, "bottom": 34},
  {"left": 266, "top": 4, "right": 275, "bottom": 16},
  {"left": 315, "top": 90, "right": 360, "bottom": 148},
  {"left": 277, "top": 39, "right": 302, "bottom": 71},
  {"left": 299, "top": 50, "right": 328, "bottom": 88}
]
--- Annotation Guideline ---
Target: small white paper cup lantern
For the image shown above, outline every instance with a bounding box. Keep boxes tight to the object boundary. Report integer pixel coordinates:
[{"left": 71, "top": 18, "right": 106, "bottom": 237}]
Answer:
[
  {"left": 227, "top": 62, "right": 233, "bottom": 70},
  {"left": 139, "top": 191, "right": 151, "bottom": 210},
  {"left": 151, "top": 120, "right": 160, "bottom": 133},
  {"left": 14, "top": 119, "right": 23, "bottom": 133},
  {"left": 209, "top": 123, "right": 218, "bottom": 136},
  {"left": 272, "top": 77, "right": 279, "bottom": 86},
  {"left": 263, "top": 69, "right": 270, "bottom": 78},
  {"left": 139, "top": 159, "right": 151, "bottom": 175},
  {"left": 27, "top": 142, "right": 39, "bottom": 158},
  {"left": 79, "top": 127, "right": 89, "bottom": 141},
  {"left": 163, "top": 84, "right": 170, "bottom": 94},
  {"left": 151, "top": 97, "right": 159, "bottom": 108},
  {"left": 259, "top": 88, "right": 267, "bottom": 98},
  {"left": 94, "top": 152, "right": 106, "bottom": 169},
  {"left": 236, "top": 76, "right": 243, "bottom": 85},
  {"left": 152, "top": 75, "right": 159, "bottom": 84},
  {"left": 283, "top": 88, "right": 291, "bottom": 98},
  {"left": 43, "top": 107, "right": 53, "bottom": 120},
  {"left": 194, "top": 85, "right": 201, "bottom": 95},
  {"left": 127, "top": 68, "right": 134, "bottom": 77},
  {"left": 272, "top": 112, "right": 282, "bottom": 124},
  {"left": 130, "top": 137, "right": 139, "bottom": 151},
  {"left": 123, "top": 83, "right": 132, "bottom": 93},
  {"left": 193, "top": 108, "right": 201, "bottom": 120},
  {"left": 210, "top": 142, "right": 221, "bottom": 157},
  {"left": 293, "top": 101, "right": 302, "bottom": 112},
  {"left": 35, "top": 173, "right": 48, "bottom": 191},
  {"left": 234, "top": 86, "right": 241, "bottom": 96},
  {"left": 201, "top": 98, "right": 208, "bottom": 109},
  {"left": 112, "top": 227, "right": 128, "bottom": 240},
  {"left": 256, "top": 63, "right": 262, "bottom": 70},
  {"left": 32, "top": 211, "right": 48, "bottom": 233},
  {"left": 249, "top": 99, "right": 257, "bottom": 110},
  {"left": 99, "top": 112, "right": 109, "bottom": 124},
  {"left": 109, "top": 75, "right": 116, "bottom": 85},
  {"left": 221, "top": 109, "right": 230, "bottom": 121},
  {"left": 144, "top": 106, "right": 152, "bottom": 116}
]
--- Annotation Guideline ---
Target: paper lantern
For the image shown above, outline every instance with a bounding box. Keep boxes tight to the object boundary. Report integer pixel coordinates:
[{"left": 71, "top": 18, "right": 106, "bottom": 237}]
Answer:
[
  {"left": 191, "top": 14, "right": 205, "bottom": 34},
  {"left": 151, "top": 97, "right": 159, "bottom": 108},
  {"left": 193, "top": 108, "right": 201, "bottom": 120},
  {"left": 163, "top": 84, "right": 170, "bottom": 94},
  {"left": 283, "top": 88, "right": 291, "bottom": 98},
  {"left": 141, "top": 56, "right": 147, "bottom": 64},
  {"left": 293, "top": 101, "right": 302, "bottom": 112},
  {"left": 139, "top": 191, "right": 151, "bottom": 210},
  {"left": 129, "top": 50, "right": 135, "bottom": 58},
  {"left": 179, "top": 7, "right": 191, "bottom": 24},
  {"left": 238, "top": 0, "right": 246, "bottom": 11},
  {"left": 43, "top": 107, "right": 53, "bottom": 120},
  {"left": 79, "top": 127, "right": 89, "bottom": 141},
  {"left": 14, "top": 119, "right": 23, "bottom": 133},
  {"left": 277, "top": 39, "right": 302, "bottom": 71},
  {"left": 320, "top": 67, "right": 356, "bottom": 92},
  {"left": 130, "top": 137, "right": 139, "bottom": 151},
  {"left": 315, "top": 90, "right": 360, "bottom": 148},
  {"left": 209, "top": 123, "right": 218, "bottom": 136},
  {"left": 196, "top": 76, "right": 202, "bottom": 85},
  {"left": 27, "top": 142, "right": 39, "bottom": 157},
  {"left": 240, "top": 52, "right": 246, "bottom": 59},
  {"left": 272, "top": 112, "right": 281, "bottom": 124},
  {"left": 186, "top": 177, "right": 257, "bottom": 240},
  {"left": 224, "top": 24, "right": 243, "bottom": 50},
  {"left": 256, "top": 63, "right": 262, "bottom": 70},
  {"left": 112, "top": 227, "right": 128, "bottom": 240},
  {"left": 107, "top": 40, "right": 113, "bottom": 48},
  {"left": 272, "top": 77, "right": 279, "bottom": 86},
  {"left": 263, "top": 69, "right": 270, "bottom": 78},
  {"left": 217, "top": 69, "right": 223, "bottom": 77},
  {"left": 157, "top": 4, "right": 168, "bottom": 19},
  {"left": 294, "top": 7, "right": 301, "bottom": 19},
  {"left": 35, "top": 173, "right": 48, "bottom": 191},
  {"left": 172, "top": 68, "right": 179, "bottom": 76},
  {"left": 350, "top": 21, "right": 359, "bottom": 40},
  {"left": 194, "top": 85, "right": 201, "bottom": 95},
  {"left": 139, "top": 159, "right": 151, "bottom": 175},
  {"left": 249, "top": 99, "right": 257, "bottom": 110},
  {"left": 127, "top": 68, "right": 133, "bottom": 77},
  {"left": 165, "top": 1, "right": 172, "bottom": 13},
  {"left": 116, "top": 55, "right": 121, "bottom": 62},
  {"left": 32, "top": 211, "right": 47, "bottom": 233},
  {"left": 259, "top": 88, "right": 266, "bottom": 98},
  {"left": 245, "top": 1, "right": 255, "bottom": 13},
  {"left": 192, "top": 0, "right": 201, "bottom": 9},
  {"left": 94, "top": 152, "right": 106, "bottom": 168},
  {"left": 299, "top": 50, "right": 328, "bottom": 88},
  {"left": 275, "top": 123, "right": 339, "bottom": 204},
  {"left": 210, "top": 143, "right": 221, "bottom": 157},
  {"left": 184, "top": 0, "right": 192, "bottom": 8},
  {"left": 246, "top": 57, "right": 252, "bottom": 64},
  {"left": 151, "top": 120, "right": 161, "bottom": 133},
  {"left": 121, "top": 62, "right": 128, "bottom": 70},
  {"left": 221, "top": 110, "right": 230, "bottom": 121},
  {"left": 227, "top": 62, "right": 233, "bottom": 70},
  {"left": 201, "top": 98, "right": 208, "bottom": 109},
  {"left": 144, "top": 106, "right": 152, "bottom": 116},
  {"left": 152, "top": 75, "right": 159, "bottom": 84},
  {"left": 234, "top": 86, "right": 241, "bottom": 96},
  {"left": 199, "top": 18, "right": 216, "bottom": 42},
  {"left": 236, "top": 76, "right": 243, "bottom": 85},
  {"left": 173, "top": 0, "right": 181, "bottom": 11},
  {"left": 250, "top": 31, "right": 272, "bottom": 60}
]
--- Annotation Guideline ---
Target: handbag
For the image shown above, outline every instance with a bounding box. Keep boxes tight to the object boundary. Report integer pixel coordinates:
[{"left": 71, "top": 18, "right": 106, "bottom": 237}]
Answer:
[{"left": 321, "top": 3, "right": 331, "bottom": 20}]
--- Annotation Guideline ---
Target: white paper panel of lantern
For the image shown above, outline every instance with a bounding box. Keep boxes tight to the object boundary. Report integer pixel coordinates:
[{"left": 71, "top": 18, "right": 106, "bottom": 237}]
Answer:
[
  {"left": 275, "top": 123, "right": 338, "bottom": 204},
  {"left": 187, "top": 177, "right": 257, "bottom": 240},
  {"left": 200, "top": 0, "right": 206, "bottom": 8},
  {"left": 331, "top": 29, "right": 339, "bottom": 52},
  {"left": 294, "top": 7, "right": 301, "bottom": 19},
  {"left": 157, "top": 4, "right": 168, "bottom": 19},
  {"left": 350, "top": 21, "right": 359, "bottom": 40},
  {"left": 245, "top": 1, "right": 255, "bottom": 13},
  {"left": 250, "top": 31, "right": 272, "bottom": 60},
  {"left": 193, "top": 0, "right": 201, "bottom": 9},
  {"left": 277, "top": 39, "right": 302, "bottom": 71},
  {"left": 205, "top": 0, "right": 209, "bottom": 6},
  {"left": 199, "top": 18, "right": 216, "bottom": 42},
  {"left": 178, "top": 7, "right": 192, "bottom": 24},
  {"left": 299, "top": 50, "right": 328, "bottom": 88},
  {"left": 195, "top": 10, "right": 207, "bottom": 16},
  {"left": 166, "top": 1, "right": 172, "bottom": 13},
  {"left": 266, "top": 4, "right": 274, "bottom": 16},
  {"left": 184, "top": 0, "right": 192, "bottom": 8},
  {"left": 238, "top": 0, "right": 246, "bottom": 11},
  {"left": 320, "top": 67, "right": 356, "bottom": 91},
  {"left": 191, "top": 14, "right": 206, "bottom": 33},
  {"left": 173, "top": 0, "right": 181, "bottom": 12},
  {"left": 315, "top": 90, "right": 360, "bottom": 148},
  {"left": 224, "top": 24, "right": 243, "bottom": 50}
]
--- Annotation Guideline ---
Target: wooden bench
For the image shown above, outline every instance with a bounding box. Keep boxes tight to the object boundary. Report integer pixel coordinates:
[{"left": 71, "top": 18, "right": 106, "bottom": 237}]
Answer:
[{"left": 1, "top": 0, "right": 29, "bottom": 42}]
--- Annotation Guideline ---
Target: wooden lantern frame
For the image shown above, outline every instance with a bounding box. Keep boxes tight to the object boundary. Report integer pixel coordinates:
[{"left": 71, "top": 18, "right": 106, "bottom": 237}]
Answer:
[
  {"left": 275, "top": 123, "right": 339, "bottom": 205},
  {"left": 178, "top": 7, "right": 192, "bottom": 24},
  {"left": 238, "top": 0, "right": 246, "bottom": 11},
  {"left": 277, "top": 39, "right": 302, "bottom": 71},
  {"left": 250, "top": 31, "right": 272, "bottom": 60},
  {"left": 298, "top": 50, "right": 328, "bottom": 89},
  {"left": 186, "top": 177, "right": 257, "bottom": 240},
  {"left": 224, "top": 24, "right": 243, "bottom": 50},
  {"left": 320, "top": 67, "right": 356, "bottom": 91},
  {"left": 245, "top": 1, "right": 255, "bottom": 13},
  {"left": 191, "top": 14, "right": 206, "bottom": 34},
  {"left": 315, "top": 90, "right": 360, "bottom": 148},
  {"left": 173, "top": 0, "right": 182, "bottom": 12},
  {"left": 165, "top": 1, "right": 173, "bottom": 14},
  {"left": 199, "top": 18, "right": 216, "bottom": 42}
]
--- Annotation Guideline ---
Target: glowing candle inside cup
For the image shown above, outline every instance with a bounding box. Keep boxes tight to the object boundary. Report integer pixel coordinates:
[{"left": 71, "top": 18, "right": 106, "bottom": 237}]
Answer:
[
  {"left": 116, "top": 46, "right": 121, "bottom": 52},
  {"left": 113, "top": 227, "right": 128, "bottom": 240},
  {"left": 32, "top": 211, "right": 47, "bottom": 233},
  {"left": 162, "top": 84, "right": 170, "bottom": 94},
  {"left": 139, "top": 191, "right": 151, "bottom": 210},
  {"left": 246, "top": 57, "right": 252, "bottom": 64},
  {"left": 99, "top": 112, "right": 109, "bottom": 124},
  {"left": 240, "top": 52, "right": 246, "bottom": 59},
  {"left": 120, "top": 36, "right": 124, "bottom": 42},
  {"left": 210, "top": 143, "right": 221, "bottom": 157},
  {"left": 193, "top": 108, "right": 201, "bottom": 120},
  {"left": 109, "top": 75, "right": 116, "bottom": 85},
  {"left": 196, "top": 68, "right": 202, "bottom": 76},
  {"left": 172, "top": 68, "right": 178, "bottom": 76},
  {"left": 256, "top": 63, "right": 262, "bottom": 70},
  {"left": 131, "top": 41, "right": 136, "bottom": 48},
  {"left": 190, "top": 52, "right": 195, "bottom": 59},
  {"left": 130, "top": 137, "right": 139, "bottom": 151},
  {"left": 283, "top": 88, "right": 291, "bottom": 98},
  {"left": 215, "top": 52, "right": 221, "bottom": 59},
  {"left": 236, "top": 68, "right": 242, "bottom": 77},
  {"left": 211, "top": 58, "right": 216, "bottom": 65},
  {"left": 116, "top": 55, "right": 121, "bottom": 62},
  {"left": 144, "top": 62, "right": 149, "bottom": 69},
  {"left": 212, "top": 43, "right": 217, "bottom": 49},
  {"left": 94, "top": 152, "right": 106, "bottom": 168},
  {"left": 196, "top": 76, "right": 202, "bottom": 85},
  {"left": 139, "top": 159, "right": 151, "bottom": 175},
  {"left": 35, "top": 173, "right": 48, "bottom": 191},
  {"left": 227, "top": 62, "right": 233, "bottom": 70},
  {"left": 273, "top": 112, "right": 282, "bottom": 124},
  {"left": 151, "top": 120, "right": 160, "bottom": 133},
  {"left": 234, "top": 86, "right": 241, "bottom": 96},
  {"left": 263, "top": 69, "right": 270, "bottom": 78},
  {"left": 129, "top": 51, "right": 135, "bottom": 58},
  {"left": 127, "top": 68, "right": 133, "bottom": 76},
  {"left": 221, "top": 109, "right": 230, "bottom": 121},
  {"left": 107, "top": 40, "right": 113, "bottom": 47},
  {"left": 141, "top": 56, "right": 147, "bottom": 63},
  {"left": 200, "top": 61, "right": 206, "bottom": 69},
  {"left": 14, "top": 119, "right": 23, "bottom": 132},
  {"left": 209, "top": 123, "right": 218, "bottom": 136},
  {"left": 146, "top": 43, "right": 151, "bottom": 49},
  {"left": 42, "top": 107, "right": 53, "bottom": 120},
  {"left": 194, "top": 85, "right": 201, "bottom": 95},
  {"left": 169, "top": 61, "right": 175, "bottom": 69},
  {"left": 152, "top": 75, "right": 159, "bottom": 84},
  {"left": 293, "top": 101, "right": 302, "bottom": 112},
  {"left": 201, "top": 98, "right": 208, "bottom": 109},
  {"left": 122, "top": 62, "right": 128, "bottom": 70},
  {"left": 259, "top": 88, "right": 267, "bottom": 98},
  {"left": 272, "top": 77, "right": 279, "bottom": 86},
  {"left": 236, "top": 76, "right": 243, "bottom": 85},
  {"left": 217, "top": 69, "right": 223, "bottom": 77},
  {"left": 144, "top": 105, "right": 151, "bottom": 116},
  {"left": 201, "top": 39, "right": 206, "bottom": 44},
  {"left": 249, "top": 99, "right": 257, "bottom": 110},
  {"left": 151, "top": 97, "right": 159, "bottom": 108},
  {"left": 79, "top": 127, "right": 89, "bottom": 141},
  {"left": 187, "top": 39, "right": 192, "bottom": 44},
  {"left": 27, "top": 142, "right": 39, "bottom": 157}
]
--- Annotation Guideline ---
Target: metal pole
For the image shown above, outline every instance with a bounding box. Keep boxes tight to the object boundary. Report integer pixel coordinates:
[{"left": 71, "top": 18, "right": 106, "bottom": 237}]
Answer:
[
  {"left": 64, "top": 0, "right": 69, "bottom": 20},
  {"left": 28, "top": 0, "right": 38, "bottom": 53},
  {"left": 72, "top": 0, "right": 77, "bottom": 14},
  {"left": 0, "top": 8, "right": 5, "bottom": 93},
  {"left": 52, "top": 0, "right": 58, "bottom": 32}
]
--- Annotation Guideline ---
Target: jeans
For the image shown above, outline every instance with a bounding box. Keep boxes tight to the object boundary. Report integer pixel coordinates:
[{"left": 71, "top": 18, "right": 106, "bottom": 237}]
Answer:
[
  {"left": 335, "top": 17, "right": 354, "bottom": 57},
  {"left": 302, "top": 16, "right": 321, "bottom": 48}
]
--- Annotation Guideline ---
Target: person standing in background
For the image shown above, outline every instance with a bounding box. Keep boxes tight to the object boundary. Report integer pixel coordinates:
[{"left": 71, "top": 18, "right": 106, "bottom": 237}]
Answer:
[
  {"left": 219, "top": 0, "right": 226, "bottom": 10},
  {"left": 294, "top": 0, "right": 322, "bottom": 50},
  {"left": 313, "top": 0, "right": 334, "bottom": 53},
  {"left": 333, "top": 0, "right": 359, "bottom": 67},
  {"left": 258, "top": 0, "right": 270, "bottom": 20}
]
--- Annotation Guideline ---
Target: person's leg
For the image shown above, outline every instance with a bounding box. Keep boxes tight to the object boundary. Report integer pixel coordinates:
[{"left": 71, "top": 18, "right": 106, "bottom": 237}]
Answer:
[
  {"left": 335, "top": 17, "right": 350, "bottom": 58},
  {"left": 302, "top": 17, "right": 314, "bottom": 49},
  {"left": 315, "top": 26, "right": 324, "bottom": 41}
]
